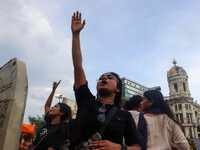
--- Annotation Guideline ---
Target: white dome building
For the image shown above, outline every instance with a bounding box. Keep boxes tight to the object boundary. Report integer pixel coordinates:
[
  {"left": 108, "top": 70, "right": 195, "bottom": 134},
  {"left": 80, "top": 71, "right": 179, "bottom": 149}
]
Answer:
[{"left": 166, "top": 60, "right": 200, "bottom": 138}]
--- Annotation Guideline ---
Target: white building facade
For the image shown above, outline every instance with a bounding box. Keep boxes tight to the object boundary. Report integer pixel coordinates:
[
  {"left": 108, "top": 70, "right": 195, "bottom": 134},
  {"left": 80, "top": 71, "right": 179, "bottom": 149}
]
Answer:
[{"left": 165, "top": 60, "right": 200, "bottom": 138}]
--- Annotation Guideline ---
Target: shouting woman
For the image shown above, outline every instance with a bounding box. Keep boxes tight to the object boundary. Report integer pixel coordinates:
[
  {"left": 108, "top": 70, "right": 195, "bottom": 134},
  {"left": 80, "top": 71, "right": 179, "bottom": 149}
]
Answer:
[{"left": 70, "top": 11, "right": 141, "bottom": 150}]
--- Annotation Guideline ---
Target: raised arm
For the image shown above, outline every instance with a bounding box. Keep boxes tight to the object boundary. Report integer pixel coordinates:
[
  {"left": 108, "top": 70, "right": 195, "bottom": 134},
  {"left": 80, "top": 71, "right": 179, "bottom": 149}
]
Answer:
[
  {"left": 45, "top": 80, "right": 61, "bottom": 114},
  {"left": 71, "top": 11, "right": 86, "bottom": 89}
]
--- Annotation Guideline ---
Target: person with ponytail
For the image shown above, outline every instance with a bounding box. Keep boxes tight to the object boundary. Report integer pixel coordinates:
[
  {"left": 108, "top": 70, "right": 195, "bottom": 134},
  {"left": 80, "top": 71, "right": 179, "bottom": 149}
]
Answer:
[{"left": 135, "top": 90, "right": 190, "bottom": 150}]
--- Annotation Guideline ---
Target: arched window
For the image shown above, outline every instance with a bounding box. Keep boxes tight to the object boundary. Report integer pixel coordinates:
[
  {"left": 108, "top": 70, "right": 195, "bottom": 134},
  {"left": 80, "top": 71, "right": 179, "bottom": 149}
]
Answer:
[
  {"left": 195, "top": 111, "right": 198, "bottom": 118},
  {"left": 174, "top": 83, "right": 178, "bottom": 92},
  {"left": 183, "top": 82, "right": 186, "bottom": 91}
]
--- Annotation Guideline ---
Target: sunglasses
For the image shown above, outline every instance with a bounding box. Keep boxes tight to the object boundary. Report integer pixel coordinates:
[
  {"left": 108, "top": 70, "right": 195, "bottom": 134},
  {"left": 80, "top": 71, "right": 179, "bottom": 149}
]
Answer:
[
  {"left": 99, "top": 73, "right": 119, "bottom": 83},
  {"left": 97, "top": 106, "right": 106, "bottom": 122}
]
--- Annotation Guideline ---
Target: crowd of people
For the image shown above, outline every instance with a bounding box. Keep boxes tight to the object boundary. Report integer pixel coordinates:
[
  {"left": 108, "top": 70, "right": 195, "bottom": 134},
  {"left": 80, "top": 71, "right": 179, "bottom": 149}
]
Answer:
[{"left": 29, "top": 11, "right": 197, "bottom": 150}]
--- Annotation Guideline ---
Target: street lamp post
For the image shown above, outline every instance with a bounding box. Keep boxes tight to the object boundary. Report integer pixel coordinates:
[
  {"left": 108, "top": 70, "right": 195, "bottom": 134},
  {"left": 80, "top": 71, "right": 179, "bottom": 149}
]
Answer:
[{"left": 55, "top": 94, "right": 63, "bottom": 103}]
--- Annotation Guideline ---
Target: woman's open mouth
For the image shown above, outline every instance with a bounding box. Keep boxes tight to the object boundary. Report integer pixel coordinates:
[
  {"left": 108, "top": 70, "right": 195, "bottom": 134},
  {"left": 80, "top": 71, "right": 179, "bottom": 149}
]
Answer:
[{"left": 100, "top": 81, "right": 107, "bottom": 86}]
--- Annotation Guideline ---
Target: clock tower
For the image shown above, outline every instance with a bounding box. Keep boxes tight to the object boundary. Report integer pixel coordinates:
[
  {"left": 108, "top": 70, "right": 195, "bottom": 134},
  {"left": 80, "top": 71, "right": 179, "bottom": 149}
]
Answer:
[
  {"left": 167, "top": 59, "right": 191, "bottom": 99},
  {"left": 166, "top": 59, "right": 200, "bottom": 138}
]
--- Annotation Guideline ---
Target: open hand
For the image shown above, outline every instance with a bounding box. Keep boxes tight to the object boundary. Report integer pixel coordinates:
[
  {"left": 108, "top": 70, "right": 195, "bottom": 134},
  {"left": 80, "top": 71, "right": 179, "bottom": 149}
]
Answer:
[{"left": 71, "top": 11, "right": 85, "bottom": 34}]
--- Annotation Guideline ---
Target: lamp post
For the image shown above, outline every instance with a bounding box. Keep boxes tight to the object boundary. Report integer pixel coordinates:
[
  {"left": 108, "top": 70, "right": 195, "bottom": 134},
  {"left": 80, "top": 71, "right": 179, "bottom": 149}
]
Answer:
[{"left": 55, "top": 94, "right": 63, "bottom": 103}]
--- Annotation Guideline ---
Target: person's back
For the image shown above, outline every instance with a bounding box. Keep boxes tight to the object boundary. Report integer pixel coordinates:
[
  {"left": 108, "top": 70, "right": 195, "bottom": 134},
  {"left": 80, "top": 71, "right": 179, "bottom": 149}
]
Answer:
[
  {"left": 136, "top": 90, "right": 190, "bottom": 150},
  {"left": 135, "top": 114, "right": 189, "bottom": 150}
]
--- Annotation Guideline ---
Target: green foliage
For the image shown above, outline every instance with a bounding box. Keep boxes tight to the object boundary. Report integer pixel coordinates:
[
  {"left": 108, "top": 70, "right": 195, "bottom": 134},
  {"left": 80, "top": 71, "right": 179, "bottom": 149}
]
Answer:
[{"left": 28, "top": 114, "right": 45, "bottom": 134}]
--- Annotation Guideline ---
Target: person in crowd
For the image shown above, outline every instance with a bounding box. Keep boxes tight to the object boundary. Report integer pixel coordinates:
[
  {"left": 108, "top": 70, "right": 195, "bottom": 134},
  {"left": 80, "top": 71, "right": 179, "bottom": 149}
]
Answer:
[
  {"left": 33, "top": 81, "right": 72, "bottom": 150},
  {"left": 70, "top": 11, "right": 141, "bottom": 150},
  {"left": 124, "top": 95, "right": 143, "bottom": 119},
  {"left": 134, "top": 90, "right": 190, "bottom": 150},
  {"left": 123, "top": 95, "right": 186, "bottom": 150}
]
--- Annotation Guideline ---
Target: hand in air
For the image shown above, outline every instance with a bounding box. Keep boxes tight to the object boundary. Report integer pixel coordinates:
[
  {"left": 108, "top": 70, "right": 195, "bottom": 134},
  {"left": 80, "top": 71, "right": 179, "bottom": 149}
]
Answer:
[
  {"left": 71, "top": 11, "right": 85, "bottom": 34},
  {"left": 52, "top": 80, "right": 61, "bottom": 90}
]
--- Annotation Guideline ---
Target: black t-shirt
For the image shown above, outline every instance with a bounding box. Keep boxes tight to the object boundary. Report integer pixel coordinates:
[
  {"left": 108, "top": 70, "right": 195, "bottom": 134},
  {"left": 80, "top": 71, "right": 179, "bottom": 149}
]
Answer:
[
  {"left": 68, "top": 119, "right": 76, "bottom": 142},
  {"left": 71, "top": 82, "right": 140, "bottom": 147},
  {"left": 34, "top": 113, "right": 67, "bottom": 150}
]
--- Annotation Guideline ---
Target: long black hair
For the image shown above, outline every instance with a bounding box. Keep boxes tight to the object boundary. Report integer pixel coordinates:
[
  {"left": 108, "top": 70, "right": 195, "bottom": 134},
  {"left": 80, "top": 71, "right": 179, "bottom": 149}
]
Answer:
[
  {"left": 124, "top": 95, "right": 142, "bottom": 110},
  {"left": 110, "top": 72, "right": 122, "bottom": 108},
  {"left": 143, "top": 90, "right": 179, "bottom": 125},
  {"left": 58, "top": 103, "right": 72, "bottom": 122}
]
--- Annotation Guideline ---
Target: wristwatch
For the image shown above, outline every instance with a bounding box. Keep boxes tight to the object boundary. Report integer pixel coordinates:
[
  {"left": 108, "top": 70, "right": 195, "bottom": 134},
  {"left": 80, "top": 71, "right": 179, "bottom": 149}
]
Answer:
[{"left": 122, "top": 144, "right": 127, "bottom": 150}]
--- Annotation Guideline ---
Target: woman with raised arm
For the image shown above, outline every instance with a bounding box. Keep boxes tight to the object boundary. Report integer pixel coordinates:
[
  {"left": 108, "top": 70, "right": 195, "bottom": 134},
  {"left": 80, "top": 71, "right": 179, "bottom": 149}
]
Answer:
[
  {"left": 32, "top": 81, "right": 72, "bottom": 150},
  {"left": 70, "top": 11, "right": 141, "bottom": 150}
]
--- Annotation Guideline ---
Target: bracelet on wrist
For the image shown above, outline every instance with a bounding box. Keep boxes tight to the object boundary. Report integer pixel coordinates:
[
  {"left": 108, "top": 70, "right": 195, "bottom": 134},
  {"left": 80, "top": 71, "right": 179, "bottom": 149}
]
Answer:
[{"left": 121, "top": 144, "right": 127, "bottom": 150}]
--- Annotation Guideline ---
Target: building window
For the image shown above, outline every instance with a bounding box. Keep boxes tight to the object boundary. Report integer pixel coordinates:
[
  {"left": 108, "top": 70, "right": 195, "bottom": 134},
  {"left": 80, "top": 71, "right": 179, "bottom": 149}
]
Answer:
[
  {"left": 180, "top": 113, "right": 184, "bottom": 123},
  {"left": 185, "top": 104, "right": 188, "bottom": 110},
  {"left": 187, "top": 113, "right": 190, "bottom": 123},
  {"left": 190, "top": 114, "right": 193, "bottom": 123},
  {"left": 176, "top": 114, "right": 179, "bottom": 122},
  {"left": 178, "top": 104, "right": 182, "bottom": 111},
  {"left": 195, "top": 111, "right": 198, "bottom": 118},
  {"left": 189, "top": 104, "right": 191, "bottom": 110},
  {"left": 175, "top": 105, "right": 178, "bottom": 111},
  {"left": 174, "top": 83, "right": 178, "bottom": 92},
  {"left": 189, "top": 127, "right": 193, "bottom": 138},
  {"left": 183, "top": 82, "right": 186, "bottom": 91}
]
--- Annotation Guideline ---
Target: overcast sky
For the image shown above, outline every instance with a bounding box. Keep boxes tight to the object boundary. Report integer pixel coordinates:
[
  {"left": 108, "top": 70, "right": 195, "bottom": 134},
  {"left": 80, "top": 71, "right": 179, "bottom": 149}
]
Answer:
[{"left": 1, "top": 0, "right": 200, "bottom": 123}]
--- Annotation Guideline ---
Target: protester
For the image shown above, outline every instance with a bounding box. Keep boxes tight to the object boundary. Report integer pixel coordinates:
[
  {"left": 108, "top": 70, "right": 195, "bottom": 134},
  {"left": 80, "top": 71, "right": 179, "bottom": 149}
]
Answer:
[
  {"left": 135, "top": 90, "right": 190, "bottom": 150},
  {"left": 33, "top": 81, "right": 71, "bottom": 150},
  {"left": 124, "top": 95, "right": 143, "bottom": 119},
  {"left": 70, "top": 11, "right": 141, "bottom": 150}
]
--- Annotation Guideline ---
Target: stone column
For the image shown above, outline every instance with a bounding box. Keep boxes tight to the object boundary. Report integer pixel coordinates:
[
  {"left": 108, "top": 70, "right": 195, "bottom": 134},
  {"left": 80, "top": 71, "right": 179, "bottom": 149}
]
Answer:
[
  {"left": 191, "top": 126, "right": 195, "bottom": 138},
  {"left": 0, "top": 58, "right": 28, "bottom": 150},
  {"left": 182, "top": 102, "right": 186, "bottom": 124},
  {"left": 185, "top": 127, "right": 189, "bottom": 138},
  {"left": 194, "top": 126, "right": 198, "bottom": 138}
]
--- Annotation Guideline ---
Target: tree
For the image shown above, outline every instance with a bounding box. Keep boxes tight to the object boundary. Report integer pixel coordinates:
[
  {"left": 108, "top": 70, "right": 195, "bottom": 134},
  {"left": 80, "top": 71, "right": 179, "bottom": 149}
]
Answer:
[{"left": 28, "top": 114, "right": 45, "bottom": 134}]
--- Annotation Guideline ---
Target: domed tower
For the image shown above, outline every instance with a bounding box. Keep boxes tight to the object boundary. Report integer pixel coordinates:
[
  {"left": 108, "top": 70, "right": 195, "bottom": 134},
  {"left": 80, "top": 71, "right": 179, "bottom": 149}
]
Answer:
[
  {"left": 167, "top": 59, "right": 191, "bottom": 99},
  {"left": 167, "top": 60, "right": 200, "bottom": 138}
]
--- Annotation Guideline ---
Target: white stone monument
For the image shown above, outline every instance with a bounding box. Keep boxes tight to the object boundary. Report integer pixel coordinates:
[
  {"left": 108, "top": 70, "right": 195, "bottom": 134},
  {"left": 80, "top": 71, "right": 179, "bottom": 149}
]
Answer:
[{"left": 0, "top": 58, "right": 28, "bottom": 150}]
